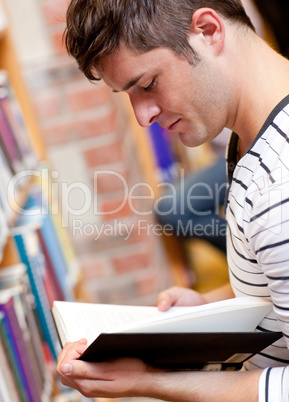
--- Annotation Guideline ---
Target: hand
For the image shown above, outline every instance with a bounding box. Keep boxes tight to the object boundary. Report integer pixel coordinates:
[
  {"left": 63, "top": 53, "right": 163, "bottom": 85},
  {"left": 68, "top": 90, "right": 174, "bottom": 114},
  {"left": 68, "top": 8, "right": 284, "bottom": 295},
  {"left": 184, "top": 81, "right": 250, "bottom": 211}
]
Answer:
[
  {"left": 157, "top": 286, "right": 207, "bottom": 311},
  {"left": 56, "top": 339, "right": 154, "bottom": 399}
]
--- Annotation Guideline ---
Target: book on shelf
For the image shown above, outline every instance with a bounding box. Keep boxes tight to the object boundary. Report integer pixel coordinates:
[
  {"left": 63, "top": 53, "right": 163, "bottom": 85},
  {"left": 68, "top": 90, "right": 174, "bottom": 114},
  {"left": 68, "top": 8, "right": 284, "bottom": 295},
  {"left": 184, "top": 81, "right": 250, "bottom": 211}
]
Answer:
[
  {"left": 0, "top": 313, "right": 24, "bottom": 402},
  {"left": 33, "top": 165, "right": 81, "bottom": 285},
  {"left": 0, "top": 96, "right": 23, "bottom": 175},
  {"left": 0, "top": 70, "right": 37, "bottom": 173},
  {"left": 12, "top": 224, "right": 62, "bottom": 360},
  {"left": 16, "top": 186, "right": 76, "bottom": 302},
  {"left": 0, "top": 315, "right": 22, "bottom": 402},
  {"left": 15, "top": 200, "right": 66, "bottom": 305},
  {"left": 0, "top": 263, "right": 53, "bottom": 401},
  {"left": 0, "top": 141, "right": 13, "bottom": 200},
  {"left": 0, "top": 69, "right": 39, "bottom": 257},
  {"left": 0, "top": 199, "right": 8, "bottom": 260},
  {"left": 52, "top": 297, "right": 282, "bottom": 370},
  {"left": 0, "top": 288, "right": 43, "bottom": 402}
]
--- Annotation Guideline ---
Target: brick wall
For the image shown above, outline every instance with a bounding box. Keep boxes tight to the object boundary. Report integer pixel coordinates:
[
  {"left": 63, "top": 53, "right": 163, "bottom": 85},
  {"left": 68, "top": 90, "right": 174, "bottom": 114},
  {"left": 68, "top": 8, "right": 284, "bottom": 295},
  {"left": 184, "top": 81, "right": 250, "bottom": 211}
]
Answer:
[{"left": 16, "top": 0, "right": 173, "bottom": 305}]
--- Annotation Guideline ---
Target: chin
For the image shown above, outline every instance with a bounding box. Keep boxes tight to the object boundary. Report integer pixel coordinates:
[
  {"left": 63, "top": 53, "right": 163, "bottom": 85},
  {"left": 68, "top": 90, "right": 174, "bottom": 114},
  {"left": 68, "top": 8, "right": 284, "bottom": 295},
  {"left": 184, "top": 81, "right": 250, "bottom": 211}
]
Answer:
[{"left": 178, "top": 131, "right": 205, "bottom": 148}]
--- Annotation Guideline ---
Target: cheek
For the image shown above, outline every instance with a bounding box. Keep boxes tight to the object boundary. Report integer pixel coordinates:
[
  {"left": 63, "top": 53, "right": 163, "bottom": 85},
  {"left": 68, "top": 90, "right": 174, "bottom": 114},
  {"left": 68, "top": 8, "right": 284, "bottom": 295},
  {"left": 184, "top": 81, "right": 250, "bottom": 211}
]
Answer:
[{"left": 160, "top": 87, "right": 191, "bottom": 114}]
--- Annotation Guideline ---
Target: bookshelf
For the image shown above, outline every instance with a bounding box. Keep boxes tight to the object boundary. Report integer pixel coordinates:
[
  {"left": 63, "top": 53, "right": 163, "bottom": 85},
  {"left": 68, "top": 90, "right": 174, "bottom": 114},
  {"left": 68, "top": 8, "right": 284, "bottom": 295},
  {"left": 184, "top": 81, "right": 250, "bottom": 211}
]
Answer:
[
  {"left": 0, "top": 28, "right": 45, "bottom": 159},
  {"left": 0, "top": 16, "right": 80, "bottom": 402}
]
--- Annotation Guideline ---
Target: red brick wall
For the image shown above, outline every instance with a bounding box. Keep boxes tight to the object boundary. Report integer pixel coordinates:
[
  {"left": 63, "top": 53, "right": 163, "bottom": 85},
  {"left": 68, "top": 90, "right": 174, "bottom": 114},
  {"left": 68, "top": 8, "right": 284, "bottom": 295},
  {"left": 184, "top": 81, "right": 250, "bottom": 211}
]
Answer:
[{"left": 21, "top": 0, "right": 173, "bottom": 305}]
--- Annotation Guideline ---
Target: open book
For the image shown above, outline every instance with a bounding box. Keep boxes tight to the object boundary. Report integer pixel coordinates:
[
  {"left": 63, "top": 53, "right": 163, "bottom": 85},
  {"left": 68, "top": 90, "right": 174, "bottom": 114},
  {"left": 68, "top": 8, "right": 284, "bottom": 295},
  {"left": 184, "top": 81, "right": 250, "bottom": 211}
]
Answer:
[{"left": 52, "top": 297, "right": 282, "bottom": 370}]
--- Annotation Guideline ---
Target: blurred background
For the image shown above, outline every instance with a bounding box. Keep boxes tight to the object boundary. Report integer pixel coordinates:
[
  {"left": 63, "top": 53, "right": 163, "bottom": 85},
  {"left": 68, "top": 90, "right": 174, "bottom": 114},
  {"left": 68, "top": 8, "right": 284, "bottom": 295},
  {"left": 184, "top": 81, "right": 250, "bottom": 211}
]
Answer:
[{"left": 1, "top": 0, "right": 175, "bottom": 308}]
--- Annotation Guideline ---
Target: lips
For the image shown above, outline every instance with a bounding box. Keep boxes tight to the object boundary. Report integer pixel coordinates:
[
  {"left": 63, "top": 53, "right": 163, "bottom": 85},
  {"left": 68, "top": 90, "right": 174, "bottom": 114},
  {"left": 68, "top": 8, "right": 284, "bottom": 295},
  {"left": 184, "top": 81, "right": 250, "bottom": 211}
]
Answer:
[{"left": 167, "top": 119, "right": 181, "bottom": 131}]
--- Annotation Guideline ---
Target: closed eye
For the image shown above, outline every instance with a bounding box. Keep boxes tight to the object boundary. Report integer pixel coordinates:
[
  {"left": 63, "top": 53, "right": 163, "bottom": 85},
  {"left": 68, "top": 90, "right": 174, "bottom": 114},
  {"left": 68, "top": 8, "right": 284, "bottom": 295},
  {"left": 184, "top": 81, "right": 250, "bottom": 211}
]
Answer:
[{"left": 144, "top": 79, "right": 156, "bottom": 92}]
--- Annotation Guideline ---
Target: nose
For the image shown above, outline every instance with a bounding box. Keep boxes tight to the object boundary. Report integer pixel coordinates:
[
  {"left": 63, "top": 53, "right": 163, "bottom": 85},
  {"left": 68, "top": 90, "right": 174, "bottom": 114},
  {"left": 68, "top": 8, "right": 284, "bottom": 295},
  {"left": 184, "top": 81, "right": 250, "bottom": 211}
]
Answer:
[{"left": 130, "top": 94, "right": 161, "bottom": 127}]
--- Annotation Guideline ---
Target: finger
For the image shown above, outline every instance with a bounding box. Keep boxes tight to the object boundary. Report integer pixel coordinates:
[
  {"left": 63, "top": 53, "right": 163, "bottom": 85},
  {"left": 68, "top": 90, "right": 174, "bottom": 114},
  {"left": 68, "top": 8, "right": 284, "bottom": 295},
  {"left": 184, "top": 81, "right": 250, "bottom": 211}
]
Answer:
[
  {"left": 61, "top": 339, "right": 88, "bottom": 356},
  {"left": 157, "top": 286, "right": 205, "bottom": 310},
  {"left": 57, "top": 342, "right": 79, "bottom": 366},
  {"left": 57, "top": 342, "right": 72, "bottom": 368},
  {"left": 59, "top": 357, "right": 144, "bottom": 380},
  {"left": 59, "top": 359, "right": 93, "bottom": 378},
  {"left": 77, "top": 338, "right": 88, "bottom": 345},
  {"left": 59, "top": 343, "right": 87, "bottom": 367},
  {"left": 74, "top": 339, "right": 89, "bottom": 356},
  {"left": 157, "top": 286, "right": 181, "bottom": 311},
  {"left": 57, "top": 340, "right": 88, "bottom": 374}
]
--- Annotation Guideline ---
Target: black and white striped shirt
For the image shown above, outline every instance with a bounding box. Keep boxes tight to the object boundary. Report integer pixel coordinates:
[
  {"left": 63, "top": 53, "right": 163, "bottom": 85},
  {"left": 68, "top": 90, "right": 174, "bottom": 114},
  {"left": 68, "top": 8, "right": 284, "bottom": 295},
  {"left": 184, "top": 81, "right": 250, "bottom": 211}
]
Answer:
[{"left": 226, "top": 95, "right": 289, "bottom": 401}]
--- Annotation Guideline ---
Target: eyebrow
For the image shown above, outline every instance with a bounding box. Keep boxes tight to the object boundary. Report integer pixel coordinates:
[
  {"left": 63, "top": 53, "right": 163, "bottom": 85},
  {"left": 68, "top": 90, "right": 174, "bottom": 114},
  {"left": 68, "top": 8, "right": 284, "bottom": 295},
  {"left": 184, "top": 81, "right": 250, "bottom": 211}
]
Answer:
[{"left": 112, "top": 74, "right": 144, "bottom": 93}]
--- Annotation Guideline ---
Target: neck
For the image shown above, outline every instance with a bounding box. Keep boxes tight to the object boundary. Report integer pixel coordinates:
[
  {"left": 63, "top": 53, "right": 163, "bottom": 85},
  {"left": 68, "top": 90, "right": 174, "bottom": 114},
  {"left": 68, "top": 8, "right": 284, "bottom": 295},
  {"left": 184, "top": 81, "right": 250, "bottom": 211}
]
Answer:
[{"left": 228, "top": 35, "right": 289, "bottom": 155}]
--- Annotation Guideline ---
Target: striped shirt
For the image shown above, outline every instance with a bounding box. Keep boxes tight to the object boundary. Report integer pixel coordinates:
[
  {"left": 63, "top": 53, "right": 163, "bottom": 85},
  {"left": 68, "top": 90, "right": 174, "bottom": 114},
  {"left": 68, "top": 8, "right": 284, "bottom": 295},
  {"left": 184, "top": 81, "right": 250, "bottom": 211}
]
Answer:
[{"left": 226, "top": 95, "right": 289, "bottom": 401}]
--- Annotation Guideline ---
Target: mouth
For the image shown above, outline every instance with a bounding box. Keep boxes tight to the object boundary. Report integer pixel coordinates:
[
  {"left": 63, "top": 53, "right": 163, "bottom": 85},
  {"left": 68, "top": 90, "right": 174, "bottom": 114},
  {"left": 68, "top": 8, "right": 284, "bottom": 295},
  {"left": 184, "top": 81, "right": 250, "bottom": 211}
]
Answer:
[{"left": 167, "top": 119, "right": 181, "bottom": 131}]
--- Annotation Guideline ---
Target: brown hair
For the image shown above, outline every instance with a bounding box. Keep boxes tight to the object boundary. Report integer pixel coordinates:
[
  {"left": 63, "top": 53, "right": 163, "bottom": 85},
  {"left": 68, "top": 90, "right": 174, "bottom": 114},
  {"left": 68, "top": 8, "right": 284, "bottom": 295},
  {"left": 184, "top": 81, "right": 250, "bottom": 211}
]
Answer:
[{"left": 64, "top": 0, "right": 254, "bottom": 81}]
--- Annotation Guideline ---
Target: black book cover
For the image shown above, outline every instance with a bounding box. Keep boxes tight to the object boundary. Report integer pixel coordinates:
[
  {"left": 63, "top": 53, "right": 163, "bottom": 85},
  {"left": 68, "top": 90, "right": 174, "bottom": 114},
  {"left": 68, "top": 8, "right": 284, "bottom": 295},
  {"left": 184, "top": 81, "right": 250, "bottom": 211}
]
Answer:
[{"left": 79, "top": 331, "right": 283, "bottom": 370}]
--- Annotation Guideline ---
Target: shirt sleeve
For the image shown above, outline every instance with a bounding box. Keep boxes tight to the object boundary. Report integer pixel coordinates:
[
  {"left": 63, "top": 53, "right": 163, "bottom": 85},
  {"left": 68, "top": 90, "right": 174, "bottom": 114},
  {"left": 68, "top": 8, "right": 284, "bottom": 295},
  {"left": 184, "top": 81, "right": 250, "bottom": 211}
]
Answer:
[
  {"left": 248, "top": 176, "right": 289, "bottom": 402},
  {"left": 249, "top": 174, "right": 289, "bottom": 342},
  {"left": 259, "top": 367, "right": 289, "bottom": 402}
]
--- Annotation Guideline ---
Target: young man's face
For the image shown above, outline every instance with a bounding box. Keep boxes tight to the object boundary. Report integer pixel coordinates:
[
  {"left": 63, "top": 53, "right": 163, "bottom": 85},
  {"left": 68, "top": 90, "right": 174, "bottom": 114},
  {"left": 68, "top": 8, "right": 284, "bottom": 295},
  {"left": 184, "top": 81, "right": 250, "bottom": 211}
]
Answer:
[{"left": 99, "top": 45, "right": 229, "bottom": 147}]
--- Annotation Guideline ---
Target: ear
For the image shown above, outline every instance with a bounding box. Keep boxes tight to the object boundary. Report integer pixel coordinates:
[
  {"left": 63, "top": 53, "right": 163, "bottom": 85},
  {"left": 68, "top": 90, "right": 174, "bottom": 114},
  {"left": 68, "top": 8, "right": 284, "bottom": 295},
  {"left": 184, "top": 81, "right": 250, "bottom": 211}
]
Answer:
[{"left": 190, "top": 8, "right": 225, "bottom": 54}]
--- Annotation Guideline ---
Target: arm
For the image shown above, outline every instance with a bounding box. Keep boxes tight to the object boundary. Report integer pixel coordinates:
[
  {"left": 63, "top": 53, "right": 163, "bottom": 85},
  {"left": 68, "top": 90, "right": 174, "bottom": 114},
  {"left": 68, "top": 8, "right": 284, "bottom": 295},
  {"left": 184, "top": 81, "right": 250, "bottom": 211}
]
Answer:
[{"left": 56, "top": 342, "right": 261, "bottom": 401}]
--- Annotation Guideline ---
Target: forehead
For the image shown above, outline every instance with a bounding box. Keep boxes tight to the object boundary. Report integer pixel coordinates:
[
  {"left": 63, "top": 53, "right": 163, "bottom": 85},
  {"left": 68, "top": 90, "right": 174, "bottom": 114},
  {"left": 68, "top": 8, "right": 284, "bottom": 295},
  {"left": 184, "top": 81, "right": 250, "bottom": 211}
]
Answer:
[{"left": 98, "top": 46, "right": 180, "bottom": 91}]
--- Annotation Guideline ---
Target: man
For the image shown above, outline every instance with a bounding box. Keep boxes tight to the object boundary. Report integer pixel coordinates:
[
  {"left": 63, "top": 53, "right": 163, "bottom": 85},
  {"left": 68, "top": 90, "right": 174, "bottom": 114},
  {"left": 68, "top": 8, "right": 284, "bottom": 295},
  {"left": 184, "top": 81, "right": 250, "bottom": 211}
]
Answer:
[
  {"left": 57, "top": 0, "right": 289, "bottom": 400},
  {"left": 154, "top": 0, "right": 264, "bottom": 256}
]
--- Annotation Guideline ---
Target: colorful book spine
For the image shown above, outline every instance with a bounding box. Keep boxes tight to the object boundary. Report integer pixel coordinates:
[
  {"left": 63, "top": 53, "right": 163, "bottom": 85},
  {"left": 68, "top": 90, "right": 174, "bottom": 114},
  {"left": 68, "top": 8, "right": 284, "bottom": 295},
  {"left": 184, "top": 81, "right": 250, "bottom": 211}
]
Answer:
[
  {"left": 0, "top": 264, "right": 54, "bottom": 401},
  {"left": 0, "top": 97, "right": 21, "bottom": 174},
  {"left": 37, "top": 164, "right": 80, "bottom": 285},
  {"left": 0, "top": 69, "right": 39, "bottom": 258},
  {"left": 0, "top": 294, "right": 42, "bottom": 402},
  {"left": 12, "top": 227, "right": 61, "bottom": 360},
  {"left": 36, "top": 226, "right": 66, "bottom": 303},
  {"left": 0, "top": 312, "right": 27, "bottom": 401},
  {"left": 0, "top": 70, "right": 37, "bottom": 171},
  {"left": 0, "top": 314, "right": 22, "bottom": 402},
  {"left": 21, "top": 189, "right": 75, "bottom": 301}
]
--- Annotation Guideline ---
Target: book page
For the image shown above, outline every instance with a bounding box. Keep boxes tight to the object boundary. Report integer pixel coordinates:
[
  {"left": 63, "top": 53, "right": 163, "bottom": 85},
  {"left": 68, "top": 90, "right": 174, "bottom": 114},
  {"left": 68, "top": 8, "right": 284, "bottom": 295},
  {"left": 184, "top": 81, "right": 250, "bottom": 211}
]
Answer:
[
  {"left": 52, "top": 302, "right": 163, "bottom": 345},
  {"left": 109, "top": 297, "right": 272, "bottom": 333},
  {"left": 52, "top": 297, "right": 272, "bottom": 346},
  {"left": 53, "top": 302, "right": 212, "bottom": 344}
]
